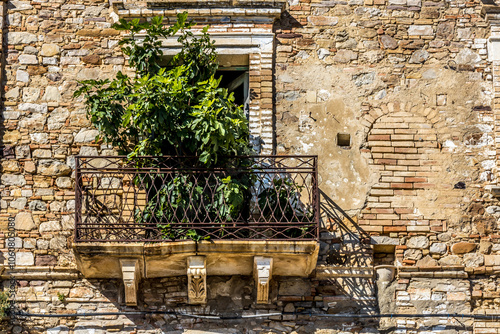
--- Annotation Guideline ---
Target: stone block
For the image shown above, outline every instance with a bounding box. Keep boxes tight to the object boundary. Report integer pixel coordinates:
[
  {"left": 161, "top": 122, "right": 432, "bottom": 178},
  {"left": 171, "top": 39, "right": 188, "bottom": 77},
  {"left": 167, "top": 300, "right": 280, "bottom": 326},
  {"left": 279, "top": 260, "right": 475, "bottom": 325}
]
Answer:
[
  {"left": 485, "top": 255, "right": 500, "bottom": 266},
  {"left": 408, "top": 25, "right": 433, "bottom": 36},
  {"left": 16, "top": 252, "right": 34, "bottom": 266}
]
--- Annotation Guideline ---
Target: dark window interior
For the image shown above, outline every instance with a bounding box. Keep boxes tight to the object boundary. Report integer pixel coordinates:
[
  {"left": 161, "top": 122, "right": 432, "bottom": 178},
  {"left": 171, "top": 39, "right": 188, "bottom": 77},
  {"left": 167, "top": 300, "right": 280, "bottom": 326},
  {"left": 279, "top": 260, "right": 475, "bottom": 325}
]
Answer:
[{"left": 216, "top": 69, "right": 248, "bottom": 106}]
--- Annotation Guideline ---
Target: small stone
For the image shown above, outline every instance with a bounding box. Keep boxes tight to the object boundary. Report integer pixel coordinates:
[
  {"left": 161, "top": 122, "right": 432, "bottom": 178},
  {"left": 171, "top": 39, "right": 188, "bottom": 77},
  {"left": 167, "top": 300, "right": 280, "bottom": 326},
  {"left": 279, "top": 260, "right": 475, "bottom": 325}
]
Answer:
[
  {"left": 5, "top": 87, "right": 20, "bottom": 100},
  {"left": 15, "top": 212, "right": 36, "bottom": 231},
  {"left": 16, "top": 252, "right": 34, "bottom": 266},
  {"left": 24, "top": 161, "right": 36, "bottom": 174},
  {"left": 3, "top": 130, "right": 21, "bottom": 144},
  {"left": 104, "top": 57, "right": 125, "bottom": 65},
  {"left": 278, "top": 279, "right": 311, "bottom": 296},
  {"left": 409, "top": 49, "right": 429, "bottom": 64},
  {"left": 455, "top": 49, "right": 481, "bottom": 67},
  {"left": 436, "top": 21, "right": 454, "bottom": 40},
  {"left": 333, "top": 50, "right": 358, "bottom": 63},
  {"left": 307, "top": 16, "right": 339, "bottom": 26},
  {"left": 2, "top": 160, "right": 20, "bottom": 173},
  {"left": 438, "top": 255, "right": 461, "bottom": 266},
  {"left": 408, "top": 25, "right": 434, "bottom": 36},
  {"left": 69, "top": 287, "right": 94, "bottom": 298},
  {"left": 479, "top": 241, "right": 492, "bottom": 254},
  {"left": 437, "top": 233, "right": 451, "bottom": 242},
  {"left": 42, "top": 57, "right": 58, "bottom": 65},
  {"left": 56, "top": 177, "right": 73, "bottom": 189},
  {"left": 464, "top": 253, "right": 484, "bottom": 268},
  {"left": 50, "top": 236, "right": 66, "bottom": 250},
  {"left": 29, "top": 200, "right": 47, "bottom": 211},
  {"left": 19, "top": 102, "right": 48, "bottom": 113},
  {"left": 42, "top": 86, "right": 62, "bottom": 102},
  {"left": 74, "top": 129, "right": 99, "bottom": 143},
  {"left": 36, "top": 255, "right": 57, "bottom": 266},
  {"left": 60, "top": 57, "right": 80, "bottom": 65},
  {"left": 47, "top": 326, "right": 70, "bottom": 334},
  {"left": 2, "top": 174, "right": 26, "bottom": 186},
  {"left": 11, "top": 1, "right": 33, "bottom": 11},
  {"left": 404, "top": 248, "right": 423, "bottom": 261},
  {"left": 416, "top": 255, "right": 438, "bottom": 267},
  {"left": 8, "top": 32, "right": 37, "bottom": 44},
  {"left": 41, "top": 43, "right": 60, "bottom": 57},
  {"left": 23, "top": 238, "right": 36, "bottom": 249},
  {"left": 76, "top": 68, "right": 101, "bottom": 80},
  {"left": 38, "top": 160, "right": 72, "bottom": 176},
  {"left": 32, "top": 149, "right": 52, "bottom": 158},
  {"left": 39, "top": 221, "right": 61, "bottom": 232},
  {"left": 451, "top": 242, "right": 476, "bottom": 254},
  {"left": 82, "top": 54, "right": 101, "bottom": 65},
  {"left": 37, "top": 239, "right": 49, "bottom": 250},
  {"left": 429, "top": 242, "right": 447, "bottom": 255},
  {"left": 30, "top": 133, "right": 49, "bottom": 144},
  {"left": 406, "top": 236, "right": 429, "bottom": 249},
  {"left": 22, "top": 87, "right": 41, "bottom": 102},
  {"left": 16, "top": 70, "right": 29, "bottom": 82},
  {"left": 10, "top": 197, "right": 27, "bottom": 210},
  {"left": 284, "top": 303, "right": 295, "bottom": 313},
  {"left": 47, "top": 107, "right": 69, "bottom": 129},
  {"left": 19, "top": 54, "right": 38, "bottom": 65},
  {"left": 379, "top": 35, "right": 398, "bottom": 49},
  {"left": 317, "top": 48, "right": 330, "bottom": 60},
  {"left": 19, "top": 113, "right": 46, "bottom": 130}
]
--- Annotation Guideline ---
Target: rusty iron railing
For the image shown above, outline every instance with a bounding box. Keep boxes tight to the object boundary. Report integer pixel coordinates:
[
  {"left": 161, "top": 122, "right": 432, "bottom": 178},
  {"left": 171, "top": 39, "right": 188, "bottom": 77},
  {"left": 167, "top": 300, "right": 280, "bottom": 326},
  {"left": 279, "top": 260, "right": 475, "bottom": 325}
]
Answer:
[{"left": 74, "top": 155, "right": 319, "bottom": 242}]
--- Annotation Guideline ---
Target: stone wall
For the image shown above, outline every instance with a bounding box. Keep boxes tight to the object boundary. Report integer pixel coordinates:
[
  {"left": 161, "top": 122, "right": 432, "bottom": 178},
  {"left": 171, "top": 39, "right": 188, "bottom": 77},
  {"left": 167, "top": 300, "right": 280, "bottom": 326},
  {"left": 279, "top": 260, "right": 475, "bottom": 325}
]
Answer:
[{"left": 1, "top": 0, "right": 500, "bottom": 333}]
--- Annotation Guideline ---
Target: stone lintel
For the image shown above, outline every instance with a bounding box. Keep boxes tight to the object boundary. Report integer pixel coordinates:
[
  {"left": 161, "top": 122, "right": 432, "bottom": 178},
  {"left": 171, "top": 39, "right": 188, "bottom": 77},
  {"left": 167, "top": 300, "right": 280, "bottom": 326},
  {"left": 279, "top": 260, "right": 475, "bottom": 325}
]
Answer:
[
  {"left": 187, "top": 256, "right": 207, "bottom": 304},
  {"left": 120, "top": 258, "right": 141, "bottom": 306},
  {"left": 254, "top": 256, "right": 272, "bottom": 304}
]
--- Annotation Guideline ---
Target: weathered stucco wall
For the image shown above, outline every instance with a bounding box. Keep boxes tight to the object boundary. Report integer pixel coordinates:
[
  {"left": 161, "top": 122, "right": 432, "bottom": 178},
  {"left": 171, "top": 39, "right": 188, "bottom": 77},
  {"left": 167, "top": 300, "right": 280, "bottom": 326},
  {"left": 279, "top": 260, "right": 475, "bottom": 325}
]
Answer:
[{"left": 1, "top": 0, "right": 500, "bottom": 333}]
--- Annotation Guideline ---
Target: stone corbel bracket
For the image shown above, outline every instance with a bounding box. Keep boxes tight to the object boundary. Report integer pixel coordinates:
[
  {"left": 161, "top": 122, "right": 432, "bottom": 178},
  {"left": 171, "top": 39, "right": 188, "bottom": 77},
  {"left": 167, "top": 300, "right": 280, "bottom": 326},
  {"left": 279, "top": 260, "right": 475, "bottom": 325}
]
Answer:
[
  {"left": 187, "top": 256, "right": 207, "bottom": 304},
  {"left": 254, "top": 256, "right": 273, "bottom": 304},
  {"left": 119, "top": 258, "right": 141, "bottom": 306},
  {"left": 109, "top": 0, "right": 286, "bottom": 21}
]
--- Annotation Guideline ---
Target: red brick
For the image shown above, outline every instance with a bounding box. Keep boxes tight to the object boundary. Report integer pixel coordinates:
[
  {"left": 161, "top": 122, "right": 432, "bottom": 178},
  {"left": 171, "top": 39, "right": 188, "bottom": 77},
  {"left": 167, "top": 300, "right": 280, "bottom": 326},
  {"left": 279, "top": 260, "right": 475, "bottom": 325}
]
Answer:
[
  {"left": 405, "top": 177, "right": 427, "bottom": 182},
  {"left": 390, "top": 183, "right": 413, "bottom": 189},
  {"left": 368, "top": 135, "right": 390, "bottom": 141},
  {"left": 374, "top": 159, "right": 397, "bottom": 165},
  {"left": 385, "top": 226, "right": 407, "bottom": 232}
]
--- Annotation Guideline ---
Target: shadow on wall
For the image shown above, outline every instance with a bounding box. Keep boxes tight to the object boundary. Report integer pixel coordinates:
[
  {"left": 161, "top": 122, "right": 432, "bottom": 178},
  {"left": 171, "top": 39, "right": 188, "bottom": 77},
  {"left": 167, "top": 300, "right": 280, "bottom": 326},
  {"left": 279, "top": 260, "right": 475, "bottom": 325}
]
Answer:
[
  {"left": 319, "top": 188, "right": 372, "bottom": 267},
  {"left": 316, "top": 189, "right": 379, "bottom": 319}
]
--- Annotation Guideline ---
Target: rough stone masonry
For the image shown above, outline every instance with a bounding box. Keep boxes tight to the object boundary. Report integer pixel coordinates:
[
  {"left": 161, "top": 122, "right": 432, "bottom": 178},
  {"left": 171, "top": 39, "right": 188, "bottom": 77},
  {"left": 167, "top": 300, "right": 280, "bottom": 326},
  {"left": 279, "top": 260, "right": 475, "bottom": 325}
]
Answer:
[{"left": 2, "top": 0, "right": 500, "bottom": 333}]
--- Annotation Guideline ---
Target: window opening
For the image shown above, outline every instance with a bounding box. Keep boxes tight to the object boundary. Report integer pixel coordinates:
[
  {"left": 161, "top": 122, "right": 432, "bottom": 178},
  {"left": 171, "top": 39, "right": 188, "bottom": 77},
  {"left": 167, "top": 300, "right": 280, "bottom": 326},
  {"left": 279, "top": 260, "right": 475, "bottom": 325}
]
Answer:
[{"left": 216, "top": 68, "right": 250, "bottom": 118}]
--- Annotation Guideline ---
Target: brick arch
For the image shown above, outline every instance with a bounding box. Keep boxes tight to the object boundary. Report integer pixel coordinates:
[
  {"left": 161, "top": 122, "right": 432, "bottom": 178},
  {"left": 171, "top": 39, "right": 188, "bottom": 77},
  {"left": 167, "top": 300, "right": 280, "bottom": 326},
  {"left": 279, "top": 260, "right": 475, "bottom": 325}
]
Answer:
[
  {"left": 359, "top": 103, "right": 447, "bottom": 238},
  {"left": 360, "top": 102, "right": 449, "bottom": 143}
]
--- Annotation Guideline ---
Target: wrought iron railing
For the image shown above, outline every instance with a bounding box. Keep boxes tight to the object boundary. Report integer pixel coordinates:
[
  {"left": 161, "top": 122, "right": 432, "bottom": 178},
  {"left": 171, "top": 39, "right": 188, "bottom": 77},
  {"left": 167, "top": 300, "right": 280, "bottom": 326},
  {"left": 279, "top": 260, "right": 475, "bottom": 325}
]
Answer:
[{"left": 74, "top": 155, "right": 319, "bottom": 242}]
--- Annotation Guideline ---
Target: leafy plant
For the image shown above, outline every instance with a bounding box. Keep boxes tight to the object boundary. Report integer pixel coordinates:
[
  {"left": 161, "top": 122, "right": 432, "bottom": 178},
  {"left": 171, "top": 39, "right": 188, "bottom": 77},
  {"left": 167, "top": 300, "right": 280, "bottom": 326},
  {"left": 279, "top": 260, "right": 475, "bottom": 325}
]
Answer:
[
  {"left": 57, "top": 292, "right": 66, "bottom": 303},
  {"left": 75, "top": 14, "right": 310, "bottom": 241},
  {"left": 0, "top": 291, "right": 9, "bottom": 319},
  {"left": 74, "top": 13, "right": 251, "bottom": 165},
  {"left": 257, "top": 176, "right": 313, "bottom": 238}
]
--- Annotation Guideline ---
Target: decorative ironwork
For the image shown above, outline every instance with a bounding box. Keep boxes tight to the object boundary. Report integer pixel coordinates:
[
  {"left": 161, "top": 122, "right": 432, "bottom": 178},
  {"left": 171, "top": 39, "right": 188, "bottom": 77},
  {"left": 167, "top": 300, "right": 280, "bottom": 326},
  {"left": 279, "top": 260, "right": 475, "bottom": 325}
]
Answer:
[{"left": 74, "top": 155, "right": 319, "bottom": 242}]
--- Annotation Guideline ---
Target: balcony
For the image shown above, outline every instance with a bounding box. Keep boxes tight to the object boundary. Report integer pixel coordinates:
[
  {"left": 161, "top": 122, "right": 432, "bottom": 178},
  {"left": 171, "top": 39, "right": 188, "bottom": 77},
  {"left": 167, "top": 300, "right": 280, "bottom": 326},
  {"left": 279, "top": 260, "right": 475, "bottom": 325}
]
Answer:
[{"left": 73, "top": 155, "right": 320, "bottom": 305}]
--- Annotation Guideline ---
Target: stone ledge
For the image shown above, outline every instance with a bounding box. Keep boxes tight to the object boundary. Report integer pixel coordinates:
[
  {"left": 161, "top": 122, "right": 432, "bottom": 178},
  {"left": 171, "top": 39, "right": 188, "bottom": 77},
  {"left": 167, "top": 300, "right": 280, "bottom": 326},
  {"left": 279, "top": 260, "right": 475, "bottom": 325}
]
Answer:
[
  {"left": 0, "top": 266, "right": 80, "bottom": 280},
  {"left": 315, "top": 265, "right": 374, "bottom": 279},
  {"left": 74, "top": 240, "right": 319, "bottom": 279}
]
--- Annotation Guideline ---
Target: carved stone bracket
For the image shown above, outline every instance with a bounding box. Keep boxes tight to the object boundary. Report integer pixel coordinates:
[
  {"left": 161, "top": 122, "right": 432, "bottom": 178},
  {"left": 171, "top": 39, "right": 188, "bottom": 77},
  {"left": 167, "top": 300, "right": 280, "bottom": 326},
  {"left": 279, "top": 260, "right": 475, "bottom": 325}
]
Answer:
[
  {"left": 119, "top": 258, "right": 140, "bottom": 306},
  {"left": 254, "top": 256, "right": 272, "bottom": 304},
  {"left": 187, "top": 256, "right": 207, "bottom": 304}
]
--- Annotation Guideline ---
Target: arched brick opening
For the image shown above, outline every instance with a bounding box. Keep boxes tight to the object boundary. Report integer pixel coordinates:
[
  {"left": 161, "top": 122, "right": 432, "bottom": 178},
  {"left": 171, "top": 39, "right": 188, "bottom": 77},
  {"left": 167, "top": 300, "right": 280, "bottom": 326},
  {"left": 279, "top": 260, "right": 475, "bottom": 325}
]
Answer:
[{"left": 359, "top": 105, "right": 447, "bottom": 240}]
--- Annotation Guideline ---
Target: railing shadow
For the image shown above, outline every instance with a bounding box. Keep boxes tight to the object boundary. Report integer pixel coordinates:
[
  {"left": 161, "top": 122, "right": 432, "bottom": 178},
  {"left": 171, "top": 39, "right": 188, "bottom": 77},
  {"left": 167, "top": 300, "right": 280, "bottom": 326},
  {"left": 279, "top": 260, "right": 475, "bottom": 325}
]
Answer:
[{"left": 316, "top": 189, "right": 379, "bottom": 318}]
